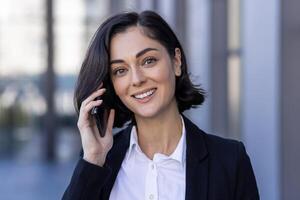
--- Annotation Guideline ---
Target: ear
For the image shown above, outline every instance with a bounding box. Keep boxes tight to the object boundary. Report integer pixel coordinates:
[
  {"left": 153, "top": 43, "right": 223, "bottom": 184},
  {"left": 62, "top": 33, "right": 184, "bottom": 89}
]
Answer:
[{"left": 173, "top": 48, "right": 182, "bottom": 76}]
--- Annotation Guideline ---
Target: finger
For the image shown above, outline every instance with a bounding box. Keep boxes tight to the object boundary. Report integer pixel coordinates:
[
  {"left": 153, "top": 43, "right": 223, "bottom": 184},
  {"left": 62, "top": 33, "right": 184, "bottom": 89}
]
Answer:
[
  {"left": 80, "top": 99, "right": 103, "bottom": 115},
  {"left": 97, "top": 82, "right": 103, "bottom": 90},
  {"left": 106, "top": 109, "right": 115, "bottom": 135},
  {"left": 82, "top": 88, "right": 106, "bottom": 106},
  {"left": 78, "top": 100, "right": 103, "bottom": 125}
]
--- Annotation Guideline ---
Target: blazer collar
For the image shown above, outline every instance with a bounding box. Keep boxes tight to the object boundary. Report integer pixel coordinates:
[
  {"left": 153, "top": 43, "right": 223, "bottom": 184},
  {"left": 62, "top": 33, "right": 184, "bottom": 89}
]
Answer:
[
  {"left": 103, "top": 115, "right": 209, "bottom": 200},
  {"left": 107, "top": 114, "right": 209, "bottom": 159},
  {"left": 101, "top": 125, "right": 131, "bottom": 200},
  {"left": 182, "top": 115, "right": 208, "bottom": 162},
  {"left": 183, "top": 115, "right": 209, "bottom": 200}
]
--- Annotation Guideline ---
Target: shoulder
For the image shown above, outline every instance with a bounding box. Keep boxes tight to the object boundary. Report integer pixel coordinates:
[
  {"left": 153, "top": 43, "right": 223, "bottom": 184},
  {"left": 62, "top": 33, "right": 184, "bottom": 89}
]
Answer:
[
  {"left": 204, "top": 133, "right": 245, "bottom": 157},
  {"left": 203, "top": 133, "right": 249, "bottom": 174},
  {"left": 185, "top": 120, "right": 259, "bottom": 198},
  {"left": 196, "top": 128, "right": 252, "bottom": 180},
  {"left": 182, "top": 116, "right": 259, "bottom": 198},
  {"left": 183, "top": 115, "right": 247, "bottom": 164}
]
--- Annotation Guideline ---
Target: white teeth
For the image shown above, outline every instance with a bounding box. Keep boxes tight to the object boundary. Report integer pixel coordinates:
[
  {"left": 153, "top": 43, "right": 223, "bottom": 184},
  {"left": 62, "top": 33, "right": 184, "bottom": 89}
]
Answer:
[{"left": 134, "top": 89, "right": 155, "bottom": 99}]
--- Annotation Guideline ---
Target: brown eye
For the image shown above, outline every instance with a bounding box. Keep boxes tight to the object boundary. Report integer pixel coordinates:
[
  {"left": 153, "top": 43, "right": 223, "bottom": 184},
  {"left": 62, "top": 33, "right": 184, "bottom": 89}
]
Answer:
[
  {"left": 113, "top": 68, "right": 127, "bottom": 77},
  {"left": 142, "top": 57, "right": 157, "bottom": 66}
]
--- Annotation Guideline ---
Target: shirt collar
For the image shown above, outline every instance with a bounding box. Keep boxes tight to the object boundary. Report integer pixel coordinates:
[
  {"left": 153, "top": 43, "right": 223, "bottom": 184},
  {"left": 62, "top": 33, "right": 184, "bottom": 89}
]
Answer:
[
  {"left": 125, "top": 125, "right": 140, "bottom": 162},
  {"left": 169, "top": 116, "right": 186, "bottom": 165},
  {"left": 126, "top": 115, "right": 187, "bottom": 164}
]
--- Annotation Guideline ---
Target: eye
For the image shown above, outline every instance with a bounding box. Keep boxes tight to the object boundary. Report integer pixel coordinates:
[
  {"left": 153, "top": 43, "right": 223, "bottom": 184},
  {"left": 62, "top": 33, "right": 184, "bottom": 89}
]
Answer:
[
  {"left": 112, "top": 67, "right": 127, "bottom": 77},
  {"left": 142, "top": 57, "right": 157, "bottom": 66}
]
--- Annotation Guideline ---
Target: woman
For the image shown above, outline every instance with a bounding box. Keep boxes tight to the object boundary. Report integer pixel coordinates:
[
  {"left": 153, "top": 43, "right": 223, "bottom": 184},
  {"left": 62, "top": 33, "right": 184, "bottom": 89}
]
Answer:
[{"left": 62, "top": 11, "right": 259, "bottom": 200}]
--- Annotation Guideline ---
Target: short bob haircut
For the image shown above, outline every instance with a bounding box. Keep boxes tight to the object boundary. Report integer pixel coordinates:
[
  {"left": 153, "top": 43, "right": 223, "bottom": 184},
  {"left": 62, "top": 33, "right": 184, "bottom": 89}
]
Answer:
[{"left": 74, "top": 10, "right": 205, "bottom": 128}]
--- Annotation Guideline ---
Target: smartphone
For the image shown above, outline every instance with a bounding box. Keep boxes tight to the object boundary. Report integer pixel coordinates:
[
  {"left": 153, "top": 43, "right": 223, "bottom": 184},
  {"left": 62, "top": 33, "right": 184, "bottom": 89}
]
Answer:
[
  {"left": 90, "top": 85, "right": 114, "bottom": 137},
  {"left": 91, "top": 99, "right": 108, "bottom": 137}
]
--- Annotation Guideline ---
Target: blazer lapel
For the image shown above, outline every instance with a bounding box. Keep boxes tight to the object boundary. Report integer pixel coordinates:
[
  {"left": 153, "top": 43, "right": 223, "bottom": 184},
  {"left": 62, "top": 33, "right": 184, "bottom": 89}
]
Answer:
[
  {"left": 101, "top": 125, "right": 132, "bottom": 200},
  {"left": 100, "top": 116, "right": 209, "bottom": 200},
  {"left": 183, "top": 116, "right": 209, "bottom": 200}
]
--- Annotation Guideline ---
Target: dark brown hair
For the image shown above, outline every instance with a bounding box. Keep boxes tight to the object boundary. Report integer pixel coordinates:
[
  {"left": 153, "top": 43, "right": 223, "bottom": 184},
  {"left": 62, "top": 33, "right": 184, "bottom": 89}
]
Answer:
[{"left": 74, "top": 10, "right": 205, "bottom": 127}]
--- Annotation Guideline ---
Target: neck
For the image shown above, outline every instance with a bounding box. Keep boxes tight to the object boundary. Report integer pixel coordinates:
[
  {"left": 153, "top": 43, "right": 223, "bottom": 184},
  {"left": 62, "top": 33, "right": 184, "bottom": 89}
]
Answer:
[{"left": 134, "top": 103, "right": 183, "bottom": 160}]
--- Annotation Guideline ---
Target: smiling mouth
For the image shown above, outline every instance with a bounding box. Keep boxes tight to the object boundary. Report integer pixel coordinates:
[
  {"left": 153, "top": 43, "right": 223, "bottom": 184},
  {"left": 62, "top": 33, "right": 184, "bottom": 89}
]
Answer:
[{"left": 131, "top": 88, "right": 156, "bottom": 99}]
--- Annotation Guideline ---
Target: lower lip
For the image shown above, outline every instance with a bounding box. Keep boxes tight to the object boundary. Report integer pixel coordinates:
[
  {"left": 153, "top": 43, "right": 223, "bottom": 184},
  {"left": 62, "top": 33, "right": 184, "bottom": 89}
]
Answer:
[{"left": 133, "top": 90, "right": 156, "bottom": 103}]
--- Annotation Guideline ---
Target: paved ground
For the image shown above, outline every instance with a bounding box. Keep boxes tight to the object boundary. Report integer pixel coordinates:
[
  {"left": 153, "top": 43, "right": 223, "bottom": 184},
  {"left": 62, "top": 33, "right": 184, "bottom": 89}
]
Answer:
[
  {"left": 0, "top": 128, "right": 81, "bottom": 200},
  {"left": 0, "top": 158, "right": 76, "bottom": 200}
]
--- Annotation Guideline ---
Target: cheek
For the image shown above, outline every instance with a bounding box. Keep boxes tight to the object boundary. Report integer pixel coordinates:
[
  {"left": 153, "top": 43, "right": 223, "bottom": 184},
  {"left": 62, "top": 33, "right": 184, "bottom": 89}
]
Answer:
[
  {"left": 161, "top": 67, "right": 177, "bottom": 96},
  {"left": 112, "top": 80, "right": 123, "bottom": 96},
  {"left": 154, "top": 64, "right": 176, "bottom": 84},
  {"left": 112, "top": 78, "right": 129, "bottom": 99}
]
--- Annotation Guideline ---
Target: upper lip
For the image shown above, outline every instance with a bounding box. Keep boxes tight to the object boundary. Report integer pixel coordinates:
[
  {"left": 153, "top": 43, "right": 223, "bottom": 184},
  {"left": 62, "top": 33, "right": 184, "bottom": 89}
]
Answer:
[{"left": 131, "top": 88, "right": 157, "bottom": 97}]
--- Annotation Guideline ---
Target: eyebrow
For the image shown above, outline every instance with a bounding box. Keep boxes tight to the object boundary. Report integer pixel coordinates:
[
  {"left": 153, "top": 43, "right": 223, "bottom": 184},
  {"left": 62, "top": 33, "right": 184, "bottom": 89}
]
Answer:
[{"left": 110, "top": 47, "right": 159, "bottom": 65}]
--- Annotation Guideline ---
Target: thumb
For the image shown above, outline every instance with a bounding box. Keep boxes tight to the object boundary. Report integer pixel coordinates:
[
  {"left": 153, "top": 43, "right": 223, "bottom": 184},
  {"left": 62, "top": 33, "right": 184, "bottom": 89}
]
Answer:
[{"left": 106, "top": 109, "right": 115, "bottom": 136}]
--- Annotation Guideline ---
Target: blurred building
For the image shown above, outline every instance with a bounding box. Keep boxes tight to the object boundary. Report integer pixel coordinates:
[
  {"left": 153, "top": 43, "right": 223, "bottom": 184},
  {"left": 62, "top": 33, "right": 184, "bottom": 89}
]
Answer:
[{"left": 0, "top": 0, "right": 299, "bottom": 199}]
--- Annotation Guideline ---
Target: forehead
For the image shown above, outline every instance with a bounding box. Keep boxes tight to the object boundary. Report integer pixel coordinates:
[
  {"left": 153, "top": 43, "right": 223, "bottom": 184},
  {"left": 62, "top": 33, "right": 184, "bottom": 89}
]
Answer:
[{"left": 110, "top": 27, "right": 165, "bottom": 59}]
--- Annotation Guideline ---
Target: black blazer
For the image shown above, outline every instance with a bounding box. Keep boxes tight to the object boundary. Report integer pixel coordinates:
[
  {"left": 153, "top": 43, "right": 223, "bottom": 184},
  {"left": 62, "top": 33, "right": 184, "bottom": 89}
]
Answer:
[{"left": 62, "top": 115, "right": 259, "bottom": 200}]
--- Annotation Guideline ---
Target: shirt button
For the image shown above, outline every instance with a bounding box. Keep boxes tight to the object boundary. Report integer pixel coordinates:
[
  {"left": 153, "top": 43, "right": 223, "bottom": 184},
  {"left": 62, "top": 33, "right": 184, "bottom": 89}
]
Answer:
[
  {"left": 149, "top": 194, "right": 154, "bottom": 200},
  {"left": 151, "top": 164, "right": 155, "bottom": 170}
]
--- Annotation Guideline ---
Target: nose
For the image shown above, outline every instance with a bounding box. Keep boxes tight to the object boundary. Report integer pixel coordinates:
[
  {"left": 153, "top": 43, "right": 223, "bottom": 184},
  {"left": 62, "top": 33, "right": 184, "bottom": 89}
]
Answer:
[{"left": 131, "top": 67, "right": 146, "bottom": 87}]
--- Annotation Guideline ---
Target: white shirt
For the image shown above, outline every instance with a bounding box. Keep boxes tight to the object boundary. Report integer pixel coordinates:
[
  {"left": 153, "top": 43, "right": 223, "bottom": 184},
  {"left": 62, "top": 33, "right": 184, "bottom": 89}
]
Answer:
[{"left": 109, "top": 117, "right": 187, "bottom": 200}]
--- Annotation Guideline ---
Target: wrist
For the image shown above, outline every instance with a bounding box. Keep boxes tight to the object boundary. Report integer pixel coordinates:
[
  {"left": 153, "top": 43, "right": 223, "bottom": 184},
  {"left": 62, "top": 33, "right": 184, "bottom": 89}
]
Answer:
[{"left": 83, "top": 153, "right": 107, "bottom": 167}]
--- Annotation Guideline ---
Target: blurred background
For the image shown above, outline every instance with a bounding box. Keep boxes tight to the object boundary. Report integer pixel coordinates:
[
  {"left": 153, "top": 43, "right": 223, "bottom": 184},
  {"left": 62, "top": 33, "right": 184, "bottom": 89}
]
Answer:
[{"left": 0, "top": 0, "right": 299, "bottom": 199}]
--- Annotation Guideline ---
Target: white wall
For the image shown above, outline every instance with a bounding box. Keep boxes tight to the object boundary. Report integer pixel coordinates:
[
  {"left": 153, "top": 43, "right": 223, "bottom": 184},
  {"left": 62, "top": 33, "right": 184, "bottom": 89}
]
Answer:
[
  {"left": 185, "top": 0, "right": 211, "bottom": 133},
  {"left": 241, "top": 0, "right": 280, "bottom": 199}
]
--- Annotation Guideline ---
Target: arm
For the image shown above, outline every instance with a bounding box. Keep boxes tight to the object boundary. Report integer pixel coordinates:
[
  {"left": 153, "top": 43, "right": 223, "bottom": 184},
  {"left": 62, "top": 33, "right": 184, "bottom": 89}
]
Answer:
[
  {"left": 62, "top": 87, "right": 115, "bottom": 199},
  {"left": 234, "top": 142, "right": 260, "bottom": 200},
  {"left": 62, "top": 158, "right": 111, "bottom": 200}
]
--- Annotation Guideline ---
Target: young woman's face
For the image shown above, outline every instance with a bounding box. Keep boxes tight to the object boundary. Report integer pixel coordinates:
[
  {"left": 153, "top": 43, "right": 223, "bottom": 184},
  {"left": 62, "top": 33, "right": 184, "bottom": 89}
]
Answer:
[{"left": 109, "top": 27, "right": 181, "bottom": 120}]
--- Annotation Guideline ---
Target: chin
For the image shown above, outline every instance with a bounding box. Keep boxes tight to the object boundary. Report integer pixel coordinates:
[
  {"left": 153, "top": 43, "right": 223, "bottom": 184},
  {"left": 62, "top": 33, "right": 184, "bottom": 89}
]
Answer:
[
  {"left": 133, "top": 108, "right": 160, "bottom": 119},
  {"left": 135, "top": 111, "right": 158, "bottom": 119}
]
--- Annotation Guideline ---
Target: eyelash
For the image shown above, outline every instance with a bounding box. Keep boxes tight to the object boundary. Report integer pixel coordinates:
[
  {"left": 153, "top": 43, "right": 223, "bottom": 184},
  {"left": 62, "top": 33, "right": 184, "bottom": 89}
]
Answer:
[
  {"left": 112, "top": 68, "right": 127, "bottom": 76},
  {"left": 142, "top": 57, "right": 157, "bottom": 66},
  {"left": 111, "top": 57, "right": 158, "bottom": 76}
]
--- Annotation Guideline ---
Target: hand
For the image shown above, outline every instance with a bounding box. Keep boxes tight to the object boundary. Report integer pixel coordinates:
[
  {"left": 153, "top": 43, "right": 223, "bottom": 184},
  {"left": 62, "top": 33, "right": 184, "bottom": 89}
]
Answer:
[{"left": 77, "top": 87, "right": 115, "bottom": 166}]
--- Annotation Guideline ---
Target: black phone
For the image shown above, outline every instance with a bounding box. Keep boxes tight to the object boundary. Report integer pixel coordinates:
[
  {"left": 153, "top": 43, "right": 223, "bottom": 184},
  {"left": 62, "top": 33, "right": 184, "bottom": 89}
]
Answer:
[
  {"left": 90, "top": 85, "right": 114, "bottom": 137},
  {"left": 91, "top": 100, "right": 108, "bottom": 137}
]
